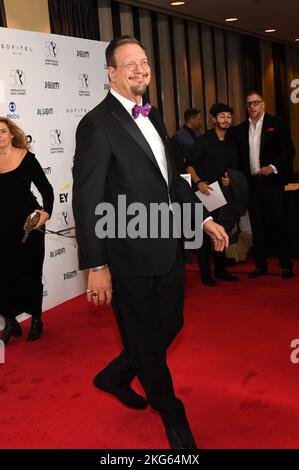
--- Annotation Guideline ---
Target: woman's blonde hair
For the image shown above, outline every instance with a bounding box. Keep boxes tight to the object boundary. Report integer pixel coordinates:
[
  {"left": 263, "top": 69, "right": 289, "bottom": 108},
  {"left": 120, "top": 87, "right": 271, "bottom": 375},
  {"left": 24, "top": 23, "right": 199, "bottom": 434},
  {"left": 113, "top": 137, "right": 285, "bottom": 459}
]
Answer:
[{"left": 0, "top": 117, "right": 29, "bottom": 149}]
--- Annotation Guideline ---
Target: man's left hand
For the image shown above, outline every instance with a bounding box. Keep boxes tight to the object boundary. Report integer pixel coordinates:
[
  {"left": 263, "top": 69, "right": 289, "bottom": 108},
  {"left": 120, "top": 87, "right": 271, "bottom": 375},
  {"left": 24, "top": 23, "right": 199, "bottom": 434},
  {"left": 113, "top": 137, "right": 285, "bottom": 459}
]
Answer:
[
  {"left": 259, "top": 165, "right": 273, "bottom": 176},
  {"left": 203, "top": 219, "right": 229, "bottom": 252}
]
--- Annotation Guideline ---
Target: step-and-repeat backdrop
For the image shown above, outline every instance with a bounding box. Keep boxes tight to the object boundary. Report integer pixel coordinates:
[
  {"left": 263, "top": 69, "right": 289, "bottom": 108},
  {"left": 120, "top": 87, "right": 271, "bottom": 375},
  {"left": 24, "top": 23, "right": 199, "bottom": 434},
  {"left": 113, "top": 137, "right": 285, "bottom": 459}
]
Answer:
[{"left": 0, "top": 27, "right": 109, "bottom": 321}]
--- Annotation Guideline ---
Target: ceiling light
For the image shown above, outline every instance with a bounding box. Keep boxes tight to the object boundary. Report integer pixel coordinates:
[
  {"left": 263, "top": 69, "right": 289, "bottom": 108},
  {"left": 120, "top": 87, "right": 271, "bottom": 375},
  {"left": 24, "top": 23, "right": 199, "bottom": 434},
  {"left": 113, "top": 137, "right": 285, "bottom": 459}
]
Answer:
[
  {"left": 295, "top": 38, "right": 299, "bottom": 42},
  {"left": 170, "top": 1, "right": 186, "bottom": 5},
  {"left": 265, "top": 29, "right": 276, "bottom": 33},
  {"left": 225, "top": 18, "right": 238, "bottom": 22}
]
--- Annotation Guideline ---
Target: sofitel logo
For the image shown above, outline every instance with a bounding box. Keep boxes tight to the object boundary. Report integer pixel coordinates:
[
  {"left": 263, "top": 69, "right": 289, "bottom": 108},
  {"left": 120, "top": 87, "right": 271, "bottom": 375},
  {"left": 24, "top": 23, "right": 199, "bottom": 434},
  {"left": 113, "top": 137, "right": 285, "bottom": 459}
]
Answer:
[
  {"left": 50, "top": 129, "right": 64, "bottom": 154},
  {"left": 66, "top": 107, "right": 89, "bottom": 117},
  {"left": 0, "top": 43, "right": 33, "bottom": 54},
  {"left": 45, "top": 41, "right": 59, "bottom": 66},
  {"left": 78, "top": 73, "right": 90, "bottom": 96},
  {"left": 63, "top": 270, "right": 78, "bottom": 280}
]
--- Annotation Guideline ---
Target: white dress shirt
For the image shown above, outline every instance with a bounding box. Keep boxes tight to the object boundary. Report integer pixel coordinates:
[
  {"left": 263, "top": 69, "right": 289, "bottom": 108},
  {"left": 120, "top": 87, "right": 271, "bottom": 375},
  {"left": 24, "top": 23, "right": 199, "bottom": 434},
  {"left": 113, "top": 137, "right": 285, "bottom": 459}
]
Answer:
[
  {"left": 248, "top": 112, "right": 277, "bottom": 175},
  {"left": 249, "top": 112, "right": 264, "bottom": 175},
  {"left": 110, "top": 88, "right": 169, "bottom": 186}
]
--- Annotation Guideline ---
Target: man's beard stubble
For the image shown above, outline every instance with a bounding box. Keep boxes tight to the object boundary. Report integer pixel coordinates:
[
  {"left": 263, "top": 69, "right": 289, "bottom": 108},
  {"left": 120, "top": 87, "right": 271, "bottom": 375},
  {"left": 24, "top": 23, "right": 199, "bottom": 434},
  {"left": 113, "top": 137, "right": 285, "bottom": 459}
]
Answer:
[
  {"left": 130, "top": 83, "right": 148, "bottom": 97},
  {"left": 216, "top": 122, "right": 230, "bottom": 130},
  {"left": 129, "top": 72, "right": 149, "bottom": 97}
]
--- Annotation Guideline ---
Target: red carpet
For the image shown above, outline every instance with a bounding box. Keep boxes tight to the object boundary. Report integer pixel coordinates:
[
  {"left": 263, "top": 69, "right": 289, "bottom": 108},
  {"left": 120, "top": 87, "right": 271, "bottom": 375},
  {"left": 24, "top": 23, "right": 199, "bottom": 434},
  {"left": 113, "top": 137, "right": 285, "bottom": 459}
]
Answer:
[{"left": 0, "top": 258, "right": 299, "bottom": 449}]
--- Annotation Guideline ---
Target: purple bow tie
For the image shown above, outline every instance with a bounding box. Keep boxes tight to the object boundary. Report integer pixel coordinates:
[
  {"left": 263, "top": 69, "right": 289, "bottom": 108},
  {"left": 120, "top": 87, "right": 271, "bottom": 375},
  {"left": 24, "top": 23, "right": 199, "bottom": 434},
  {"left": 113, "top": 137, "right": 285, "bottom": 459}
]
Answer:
[{"left": 132, "top": 103, "right": 152, "bottom": 119}]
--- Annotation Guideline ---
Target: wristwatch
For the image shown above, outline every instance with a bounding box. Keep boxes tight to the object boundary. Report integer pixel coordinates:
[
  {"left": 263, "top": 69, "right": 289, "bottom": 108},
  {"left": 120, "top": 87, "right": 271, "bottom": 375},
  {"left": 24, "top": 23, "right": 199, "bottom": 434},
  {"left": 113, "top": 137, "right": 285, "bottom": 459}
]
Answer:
[{"left": 89, "top": 264, "right": 108, "bottom": 272}]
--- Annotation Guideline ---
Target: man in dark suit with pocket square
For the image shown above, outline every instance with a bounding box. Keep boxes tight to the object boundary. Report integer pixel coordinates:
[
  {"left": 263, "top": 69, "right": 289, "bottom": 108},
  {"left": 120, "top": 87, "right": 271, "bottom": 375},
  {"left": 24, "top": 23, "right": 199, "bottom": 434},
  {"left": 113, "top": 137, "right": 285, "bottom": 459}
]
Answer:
[
  {"left": 72, "top": 35, "right": 228, "bottom": 449},
  {"left": 232, "top": 91, "right": 295, "bottom": 279}
]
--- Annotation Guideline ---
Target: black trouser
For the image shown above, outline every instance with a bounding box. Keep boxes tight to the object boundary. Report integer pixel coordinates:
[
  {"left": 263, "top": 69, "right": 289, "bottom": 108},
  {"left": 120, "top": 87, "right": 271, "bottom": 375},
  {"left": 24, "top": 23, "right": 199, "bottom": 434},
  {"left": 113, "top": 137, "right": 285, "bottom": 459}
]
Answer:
[
  {"left": 3, "top": 230, "right": 44, "bottom": 319},
  {"left": 197, "top": 231, "right": 227, "bottom": 275},
  {"left": 102, "top": 247, "right": 188, "bottom": 427},
  {"left": 248, "top": 177, "right": 292, "bottom": 270}
]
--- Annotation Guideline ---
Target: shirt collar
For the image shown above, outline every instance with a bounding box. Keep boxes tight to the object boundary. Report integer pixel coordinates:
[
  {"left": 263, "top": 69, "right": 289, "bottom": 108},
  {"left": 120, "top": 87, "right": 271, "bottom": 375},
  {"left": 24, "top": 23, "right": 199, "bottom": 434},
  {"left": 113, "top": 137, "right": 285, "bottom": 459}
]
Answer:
[
  {"left": 110, "top": 88, "right": 143, "bottom": 115},
  {"left": 183, "top": 125, "right": 197, "bottom": 140},
  {"left": 249, "top": 112, "right": 265, "bottom": 126}
]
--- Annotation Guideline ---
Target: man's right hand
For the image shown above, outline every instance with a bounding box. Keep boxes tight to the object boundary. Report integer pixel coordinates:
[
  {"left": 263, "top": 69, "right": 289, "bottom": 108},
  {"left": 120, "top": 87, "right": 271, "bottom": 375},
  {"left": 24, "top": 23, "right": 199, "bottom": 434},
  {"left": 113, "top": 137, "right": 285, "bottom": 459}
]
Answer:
[
  {"left": 203, "top": 219, "right": 229, "bottom": 252},
  {"left": 86, "top": 267, "right": 113, "bottom": 306}
]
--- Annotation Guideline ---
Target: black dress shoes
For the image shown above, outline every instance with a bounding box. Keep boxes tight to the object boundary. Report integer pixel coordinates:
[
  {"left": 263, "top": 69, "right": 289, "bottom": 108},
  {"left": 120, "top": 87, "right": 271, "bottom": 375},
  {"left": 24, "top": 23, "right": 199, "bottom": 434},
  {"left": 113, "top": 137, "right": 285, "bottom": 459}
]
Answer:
[
  {"left": 166, "top": 424, "right": 197, "bottom": 449},
  {"left": 215, "top": 270, "right": 238, "bottom": 281},
  {"left": 27, "top": 318, "right": 43, "bottom": 342},
  {"left": 200, "top": 272, "right": 217, "bottom": 287},
  {"left": 281, "top": 269, "right": 294, "bottom": 279},
  {"left": 248, "top": 268, "right": 268, "bottom": 278},
  {"left": 1, "top": 318, "right": 22, "bottom": 344},
  {"left": 93, "top": 372, "right": 148, "bottom": 410}
]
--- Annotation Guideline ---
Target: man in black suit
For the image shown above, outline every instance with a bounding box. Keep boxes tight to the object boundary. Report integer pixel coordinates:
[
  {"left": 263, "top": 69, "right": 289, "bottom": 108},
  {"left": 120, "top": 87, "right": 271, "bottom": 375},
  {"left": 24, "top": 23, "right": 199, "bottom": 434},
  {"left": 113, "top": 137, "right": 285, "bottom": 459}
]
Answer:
[
  {"left": 232, "top": 91, "right": 295, "bottom": 278},
  {"left": 72, "top": 36, "right": 228, "bottom": 449},
  {"left": 170, "top": 108, "right": 201, "bottom": 173}
]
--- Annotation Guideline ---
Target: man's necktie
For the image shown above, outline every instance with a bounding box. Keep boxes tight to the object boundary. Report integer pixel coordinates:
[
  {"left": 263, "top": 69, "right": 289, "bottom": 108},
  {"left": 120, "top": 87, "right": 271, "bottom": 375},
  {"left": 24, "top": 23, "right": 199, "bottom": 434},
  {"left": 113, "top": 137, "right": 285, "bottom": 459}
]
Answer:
[{"left": 132, "top": 103, "right": 152, "bottom": 119}]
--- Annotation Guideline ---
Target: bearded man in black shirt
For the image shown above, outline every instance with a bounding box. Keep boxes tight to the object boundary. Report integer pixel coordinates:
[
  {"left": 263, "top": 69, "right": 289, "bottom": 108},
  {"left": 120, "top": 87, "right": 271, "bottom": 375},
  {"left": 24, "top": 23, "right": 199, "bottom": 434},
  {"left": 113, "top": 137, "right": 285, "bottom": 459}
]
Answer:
[{"left": 186, "top": 103, "right": 240, "bottom": 286}]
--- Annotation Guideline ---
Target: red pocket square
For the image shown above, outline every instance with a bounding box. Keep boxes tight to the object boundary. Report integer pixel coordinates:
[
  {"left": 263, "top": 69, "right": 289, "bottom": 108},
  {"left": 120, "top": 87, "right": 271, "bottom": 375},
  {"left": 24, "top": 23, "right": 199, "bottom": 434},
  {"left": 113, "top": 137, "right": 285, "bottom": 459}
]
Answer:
[{"left": 266, "top": 127, "right": 275, "bottom": 132}]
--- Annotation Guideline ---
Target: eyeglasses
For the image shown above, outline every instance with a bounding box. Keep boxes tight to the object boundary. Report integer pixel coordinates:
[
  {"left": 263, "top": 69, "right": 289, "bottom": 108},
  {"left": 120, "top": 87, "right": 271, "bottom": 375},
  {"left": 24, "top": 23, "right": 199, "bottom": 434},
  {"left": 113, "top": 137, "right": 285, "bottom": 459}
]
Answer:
[
  {"left": 245, "top": 100, "right": 263, "bottom": 108},
  {"left": 114, "top": 60, "right": 150, "bottom": 71}
]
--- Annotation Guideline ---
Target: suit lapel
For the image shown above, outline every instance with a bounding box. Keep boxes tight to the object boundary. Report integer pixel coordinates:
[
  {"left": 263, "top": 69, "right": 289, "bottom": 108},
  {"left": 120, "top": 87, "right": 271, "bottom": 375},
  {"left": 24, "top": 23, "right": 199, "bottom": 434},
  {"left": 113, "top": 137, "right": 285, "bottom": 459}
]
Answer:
[
  {"left": 260, "top": 113, "right": 269, "bottom": 159},
  {"left": 111, "top": 108, "right": 161, "bottom": 174},
  {"left": 107, "top": 93, "right": 168, "bottom": 184},
  {"left": 148, "top": 108, "right": 173, "bottom": 186}
]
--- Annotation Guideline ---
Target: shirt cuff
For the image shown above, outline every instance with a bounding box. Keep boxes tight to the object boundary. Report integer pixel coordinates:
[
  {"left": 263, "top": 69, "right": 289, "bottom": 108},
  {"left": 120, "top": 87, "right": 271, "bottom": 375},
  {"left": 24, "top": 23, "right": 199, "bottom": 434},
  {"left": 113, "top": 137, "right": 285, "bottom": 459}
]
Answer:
[
  {"left": 270, "top": 164, "right": 278, "bottom": 174},
  {"left": 201, "top": 216, "right": 213, "bottom": 229}
]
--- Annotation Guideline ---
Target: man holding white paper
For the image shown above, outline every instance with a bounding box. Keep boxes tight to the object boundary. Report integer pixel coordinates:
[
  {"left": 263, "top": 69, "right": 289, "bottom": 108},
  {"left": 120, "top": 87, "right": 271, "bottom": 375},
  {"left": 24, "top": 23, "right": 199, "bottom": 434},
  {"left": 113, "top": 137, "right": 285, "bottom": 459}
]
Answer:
[
  {"left": 195, "top": 180, "right": 227, "bottom": 213},
  {"left": 186, "top": 103, "right": 240, "bottom": 286}
]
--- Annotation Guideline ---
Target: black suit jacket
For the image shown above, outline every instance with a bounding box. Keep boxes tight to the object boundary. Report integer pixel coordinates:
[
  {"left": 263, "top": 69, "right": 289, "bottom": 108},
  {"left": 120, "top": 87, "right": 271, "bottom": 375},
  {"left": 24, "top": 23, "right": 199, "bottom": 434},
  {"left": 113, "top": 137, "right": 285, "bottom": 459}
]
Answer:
[
  {"left": 232, "top": 113, "right": 295, "bottom": 187},
  {"left": 72, "top": 92, "right": 208, "bottom": 276},
  {"left": 170, "top": 126, "right": 198, "bottom": 173}
]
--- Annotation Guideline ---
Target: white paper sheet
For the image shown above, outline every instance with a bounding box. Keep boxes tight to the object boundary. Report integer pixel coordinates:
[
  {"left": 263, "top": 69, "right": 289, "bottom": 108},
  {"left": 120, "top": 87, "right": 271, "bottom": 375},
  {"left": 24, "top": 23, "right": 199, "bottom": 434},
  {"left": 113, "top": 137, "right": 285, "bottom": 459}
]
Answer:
[{"left": 195, "top": 181, "right": 227, "bottom": 212}]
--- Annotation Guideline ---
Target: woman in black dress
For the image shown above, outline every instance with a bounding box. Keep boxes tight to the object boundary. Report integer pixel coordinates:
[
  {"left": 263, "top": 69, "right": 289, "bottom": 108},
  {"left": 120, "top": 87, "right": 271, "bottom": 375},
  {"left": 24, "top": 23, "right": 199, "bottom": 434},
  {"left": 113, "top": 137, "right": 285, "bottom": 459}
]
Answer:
[{"left": 0, "top": 117, "right": 54, "bottom": 344}]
